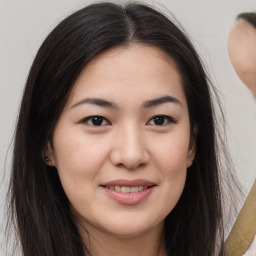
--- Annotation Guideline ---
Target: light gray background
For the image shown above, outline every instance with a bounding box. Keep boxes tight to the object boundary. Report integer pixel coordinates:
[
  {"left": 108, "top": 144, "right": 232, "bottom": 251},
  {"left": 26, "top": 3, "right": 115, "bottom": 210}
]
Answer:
[{"left": 1, "top": 0, "right": 256, "bottom": 254}]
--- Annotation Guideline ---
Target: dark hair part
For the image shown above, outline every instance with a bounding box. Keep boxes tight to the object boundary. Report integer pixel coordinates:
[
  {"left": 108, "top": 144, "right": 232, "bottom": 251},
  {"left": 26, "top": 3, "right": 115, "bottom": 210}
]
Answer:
[
  {"left": 8, "top": 2, "right": 229, "bottom": 255},
  {"left": 237, "top": 12, "right": 256, "bottom": 28}
]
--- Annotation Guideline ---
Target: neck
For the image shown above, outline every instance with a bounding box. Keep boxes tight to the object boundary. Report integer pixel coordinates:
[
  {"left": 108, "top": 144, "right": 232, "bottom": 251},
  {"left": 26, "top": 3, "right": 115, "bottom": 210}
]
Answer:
[{"left": 77, "top": 221, "right": 166, "bottom": 256}]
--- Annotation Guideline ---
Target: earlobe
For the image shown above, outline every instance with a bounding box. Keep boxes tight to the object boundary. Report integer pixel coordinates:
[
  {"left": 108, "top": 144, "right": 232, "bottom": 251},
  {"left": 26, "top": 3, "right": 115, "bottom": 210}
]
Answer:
[
  {"left": 43, "top": 155, "right": 55, "bottom": 167},
  {"left": 186, "top": 147, "right": 196, "bottom": 168},
  {"left": 43, "top": 142, "right": 56, "bottom": 167}
]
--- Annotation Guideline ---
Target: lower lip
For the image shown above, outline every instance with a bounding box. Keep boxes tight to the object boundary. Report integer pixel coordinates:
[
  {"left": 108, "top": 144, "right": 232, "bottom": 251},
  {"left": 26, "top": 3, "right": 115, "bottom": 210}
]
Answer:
[{"left": 101, "top": 186, "right": 155, "bottom": 205}]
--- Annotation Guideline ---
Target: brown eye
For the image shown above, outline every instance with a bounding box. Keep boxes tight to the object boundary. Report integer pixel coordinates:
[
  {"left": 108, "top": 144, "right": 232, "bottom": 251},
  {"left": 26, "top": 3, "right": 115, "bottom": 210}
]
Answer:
[
  {"left": 147, "top": 115, "right": 176, "bottom": 126},
  {"left": 82, "top": 116, "right": 110, "bottom": 126},
  {"left": 153, "top": 116, "right": 165, "bottom": 125}
]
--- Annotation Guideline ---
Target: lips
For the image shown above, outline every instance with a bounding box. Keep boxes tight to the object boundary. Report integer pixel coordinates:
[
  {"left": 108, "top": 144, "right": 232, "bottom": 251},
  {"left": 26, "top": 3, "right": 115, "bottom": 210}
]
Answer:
[
  {"left": 100, "top": 179, "right": 156, "bottom": 205},
  {"left": 102, "top": 179, "right": 155, "bottom": 187}
]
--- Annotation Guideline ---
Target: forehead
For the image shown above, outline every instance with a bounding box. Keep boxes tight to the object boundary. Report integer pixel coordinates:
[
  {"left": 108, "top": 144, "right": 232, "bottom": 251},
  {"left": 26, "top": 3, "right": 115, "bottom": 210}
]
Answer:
[
  {"left": 66, "top": 44, "right": 187, "bottom": 108},
  {"left": 78, "top": 44, "right": 180, "bottom": 84}
]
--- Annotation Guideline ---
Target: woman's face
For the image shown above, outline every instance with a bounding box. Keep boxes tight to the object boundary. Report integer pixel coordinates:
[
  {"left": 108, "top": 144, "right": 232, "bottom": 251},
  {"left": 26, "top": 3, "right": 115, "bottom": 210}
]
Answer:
[{"left": 47, "top": 44, "right": 195, "bottom": 239}]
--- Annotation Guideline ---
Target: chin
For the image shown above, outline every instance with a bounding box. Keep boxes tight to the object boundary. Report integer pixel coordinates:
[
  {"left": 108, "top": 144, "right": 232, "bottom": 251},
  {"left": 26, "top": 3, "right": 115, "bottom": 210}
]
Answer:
[
  {"left": 104, "top": 224, "right": 159, "bottom": 239},
  {"left": 97, "top": 215, "right": 164, "bottom": 238}
]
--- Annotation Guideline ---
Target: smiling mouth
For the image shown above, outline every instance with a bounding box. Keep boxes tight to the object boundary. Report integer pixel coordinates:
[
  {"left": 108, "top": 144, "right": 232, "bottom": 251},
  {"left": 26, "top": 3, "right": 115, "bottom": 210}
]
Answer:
[
  {"left": 100, "top": 180, "right": 156, "bottom": 204},
  {"left": 101, "top": 185, "right": 155, "bottom": 193}
]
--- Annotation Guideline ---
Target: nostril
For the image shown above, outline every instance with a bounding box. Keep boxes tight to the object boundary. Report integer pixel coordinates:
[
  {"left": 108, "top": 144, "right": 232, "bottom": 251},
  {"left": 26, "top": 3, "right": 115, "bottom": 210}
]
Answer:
[{"left": 109, "top": 142, "right": 150, "bottom": 169}]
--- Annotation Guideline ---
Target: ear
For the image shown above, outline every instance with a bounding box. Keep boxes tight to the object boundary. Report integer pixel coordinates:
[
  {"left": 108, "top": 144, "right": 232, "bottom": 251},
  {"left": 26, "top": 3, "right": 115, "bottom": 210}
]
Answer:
[
  {"left": 43, "top": 141, "right": 56, "bottom": 167},
  {"left": 186, "top": 125, "right": 198, "bottom": 168}
]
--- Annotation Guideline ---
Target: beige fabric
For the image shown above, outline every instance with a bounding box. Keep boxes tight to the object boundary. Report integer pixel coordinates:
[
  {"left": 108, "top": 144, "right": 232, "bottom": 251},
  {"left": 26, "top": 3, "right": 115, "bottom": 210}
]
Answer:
[
  {"left": 225, "top": 180, "right": 256, "bottom": 256},
  {"left": 243, "top": 235, "right": 256, "bottom": 256}
]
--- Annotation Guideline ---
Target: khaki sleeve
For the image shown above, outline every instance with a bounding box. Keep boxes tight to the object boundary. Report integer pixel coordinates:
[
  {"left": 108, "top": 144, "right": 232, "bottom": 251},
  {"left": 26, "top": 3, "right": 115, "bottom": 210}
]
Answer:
[{"left": 225, "top": 180, "right": 256, "bottom": 256}]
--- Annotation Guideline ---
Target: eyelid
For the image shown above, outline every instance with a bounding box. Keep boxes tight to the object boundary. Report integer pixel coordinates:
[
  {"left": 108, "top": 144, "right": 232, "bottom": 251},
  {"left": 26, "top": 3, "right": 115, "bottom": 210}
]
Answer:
[
  {"left": 147, "top": 115, "right": 177, "bottom": 125},
  {"left": 80, "top": 115, "right": 111, "bottom": 126}
]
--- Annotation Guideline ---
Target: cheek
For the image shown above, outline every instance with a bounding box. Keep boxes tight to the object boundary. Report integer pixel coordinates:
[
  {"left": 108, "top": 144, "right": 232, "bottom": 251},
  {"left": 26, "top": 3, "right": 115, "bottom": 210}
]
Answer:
[
  {"left": 158, "top": 142, "right": 187, "bottom": 195},
  {"left": 150, "top": 134, "right": 189, "bottom": 208},
  {"left": 151, "top": 133, "right": 190, "bottom": 175},
  {"left": 53, "top": 130, "right": 109, "bottom": 172},
  {"left": 52, "top": 131, "right": 110, "bottom": 202}
]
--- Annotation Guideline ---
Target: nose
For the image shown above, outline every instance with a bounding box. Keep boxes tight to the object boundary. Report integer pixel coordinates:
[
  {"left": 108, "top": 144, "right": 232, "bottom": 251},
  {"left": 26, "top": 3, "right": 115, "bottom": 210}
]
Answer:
[{"left": 110, "top": 125, "right": 149, "bottom": 170}]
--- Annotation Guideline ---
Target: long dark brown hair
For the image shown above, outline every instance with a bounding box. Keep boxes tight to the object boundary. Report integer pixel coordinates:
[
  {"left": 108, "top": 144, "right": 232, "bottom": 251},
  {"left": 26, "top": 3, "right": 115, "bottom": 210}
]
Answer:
[{"left": 7, "top": 2, "right": 236, "bottom": 255}]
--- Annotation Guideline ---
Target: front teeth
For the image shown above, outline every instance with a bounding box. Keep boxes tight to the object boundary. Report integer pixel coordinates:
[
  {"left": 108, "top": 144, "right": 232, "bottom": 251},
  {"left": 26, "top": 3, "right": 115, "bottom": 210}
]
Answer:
[{"left": 107, "top": 186, "right": 147, "bottom": 193}]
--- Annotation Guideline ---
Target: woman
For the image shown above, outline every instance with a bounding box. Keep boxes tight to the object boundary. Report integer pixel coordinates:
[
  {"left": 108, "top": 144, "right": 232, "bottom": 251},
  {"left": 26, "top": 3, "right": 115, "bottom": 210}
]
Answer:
[{"left": 8, "top": 2, "right": 234, "bottom": 255}]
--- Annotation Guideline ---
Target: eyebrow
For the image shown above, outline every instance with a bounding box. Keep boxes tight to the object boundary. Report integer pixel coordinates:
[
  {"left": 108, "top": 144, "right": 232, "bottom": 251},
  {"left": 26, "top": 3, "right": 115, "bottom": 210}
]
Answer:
[
  {"left": 70, "top": 95, "right": 181, "bottom": 110},
  {"left": 70, "top": 98, "right": 119, "bottom": 109},
  {"left": 142, "top": 95, "right": 182, "bottom": 108}
]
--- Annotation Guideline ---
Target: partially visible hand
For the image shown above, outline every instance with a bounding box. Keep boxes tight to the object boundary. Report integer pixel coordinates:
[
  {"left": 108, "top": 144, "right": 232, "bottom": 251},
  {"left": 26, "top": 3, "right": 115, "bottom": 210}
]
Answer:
[{"left": 228, "top": 14, "right": 256, "bottom": 99}]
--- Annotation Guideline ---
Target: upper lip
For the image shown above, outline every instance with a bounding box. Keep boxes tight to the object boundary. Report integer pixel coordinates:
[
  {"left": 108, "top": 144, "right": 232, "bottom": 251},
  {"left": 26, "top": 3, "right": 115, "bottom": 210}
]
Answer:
[{"left": 101, "top": 179, "right": 156, "bottom": 187}]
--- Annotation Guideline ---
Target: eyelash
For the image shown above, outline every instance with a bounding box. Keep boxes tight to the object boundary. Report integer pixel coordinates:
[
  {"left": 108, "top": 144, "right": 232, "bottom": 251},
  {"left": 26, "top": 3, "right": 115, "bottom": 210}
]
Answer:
[
  {"left": 147, "top": 115, "right": 177, "bottom": 126},
  {"left": 81, "top": 115, "right": 177, "bottom": 127},
  {"left": 81, "top": 116, "right": 110, "bottom": 126}
]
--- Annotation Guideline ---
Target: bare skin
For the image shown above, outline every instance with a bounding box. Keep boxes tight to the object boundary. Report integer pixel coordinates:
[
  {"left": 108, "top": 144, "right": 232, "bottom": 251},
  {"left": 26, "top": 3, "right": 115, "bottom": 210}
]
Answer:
[
  {"left": 76, "top": 217, "right": 166, "bottom": 256},
  {"left": 228, "top": 19, "right": 256, "bottom": 99}
]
